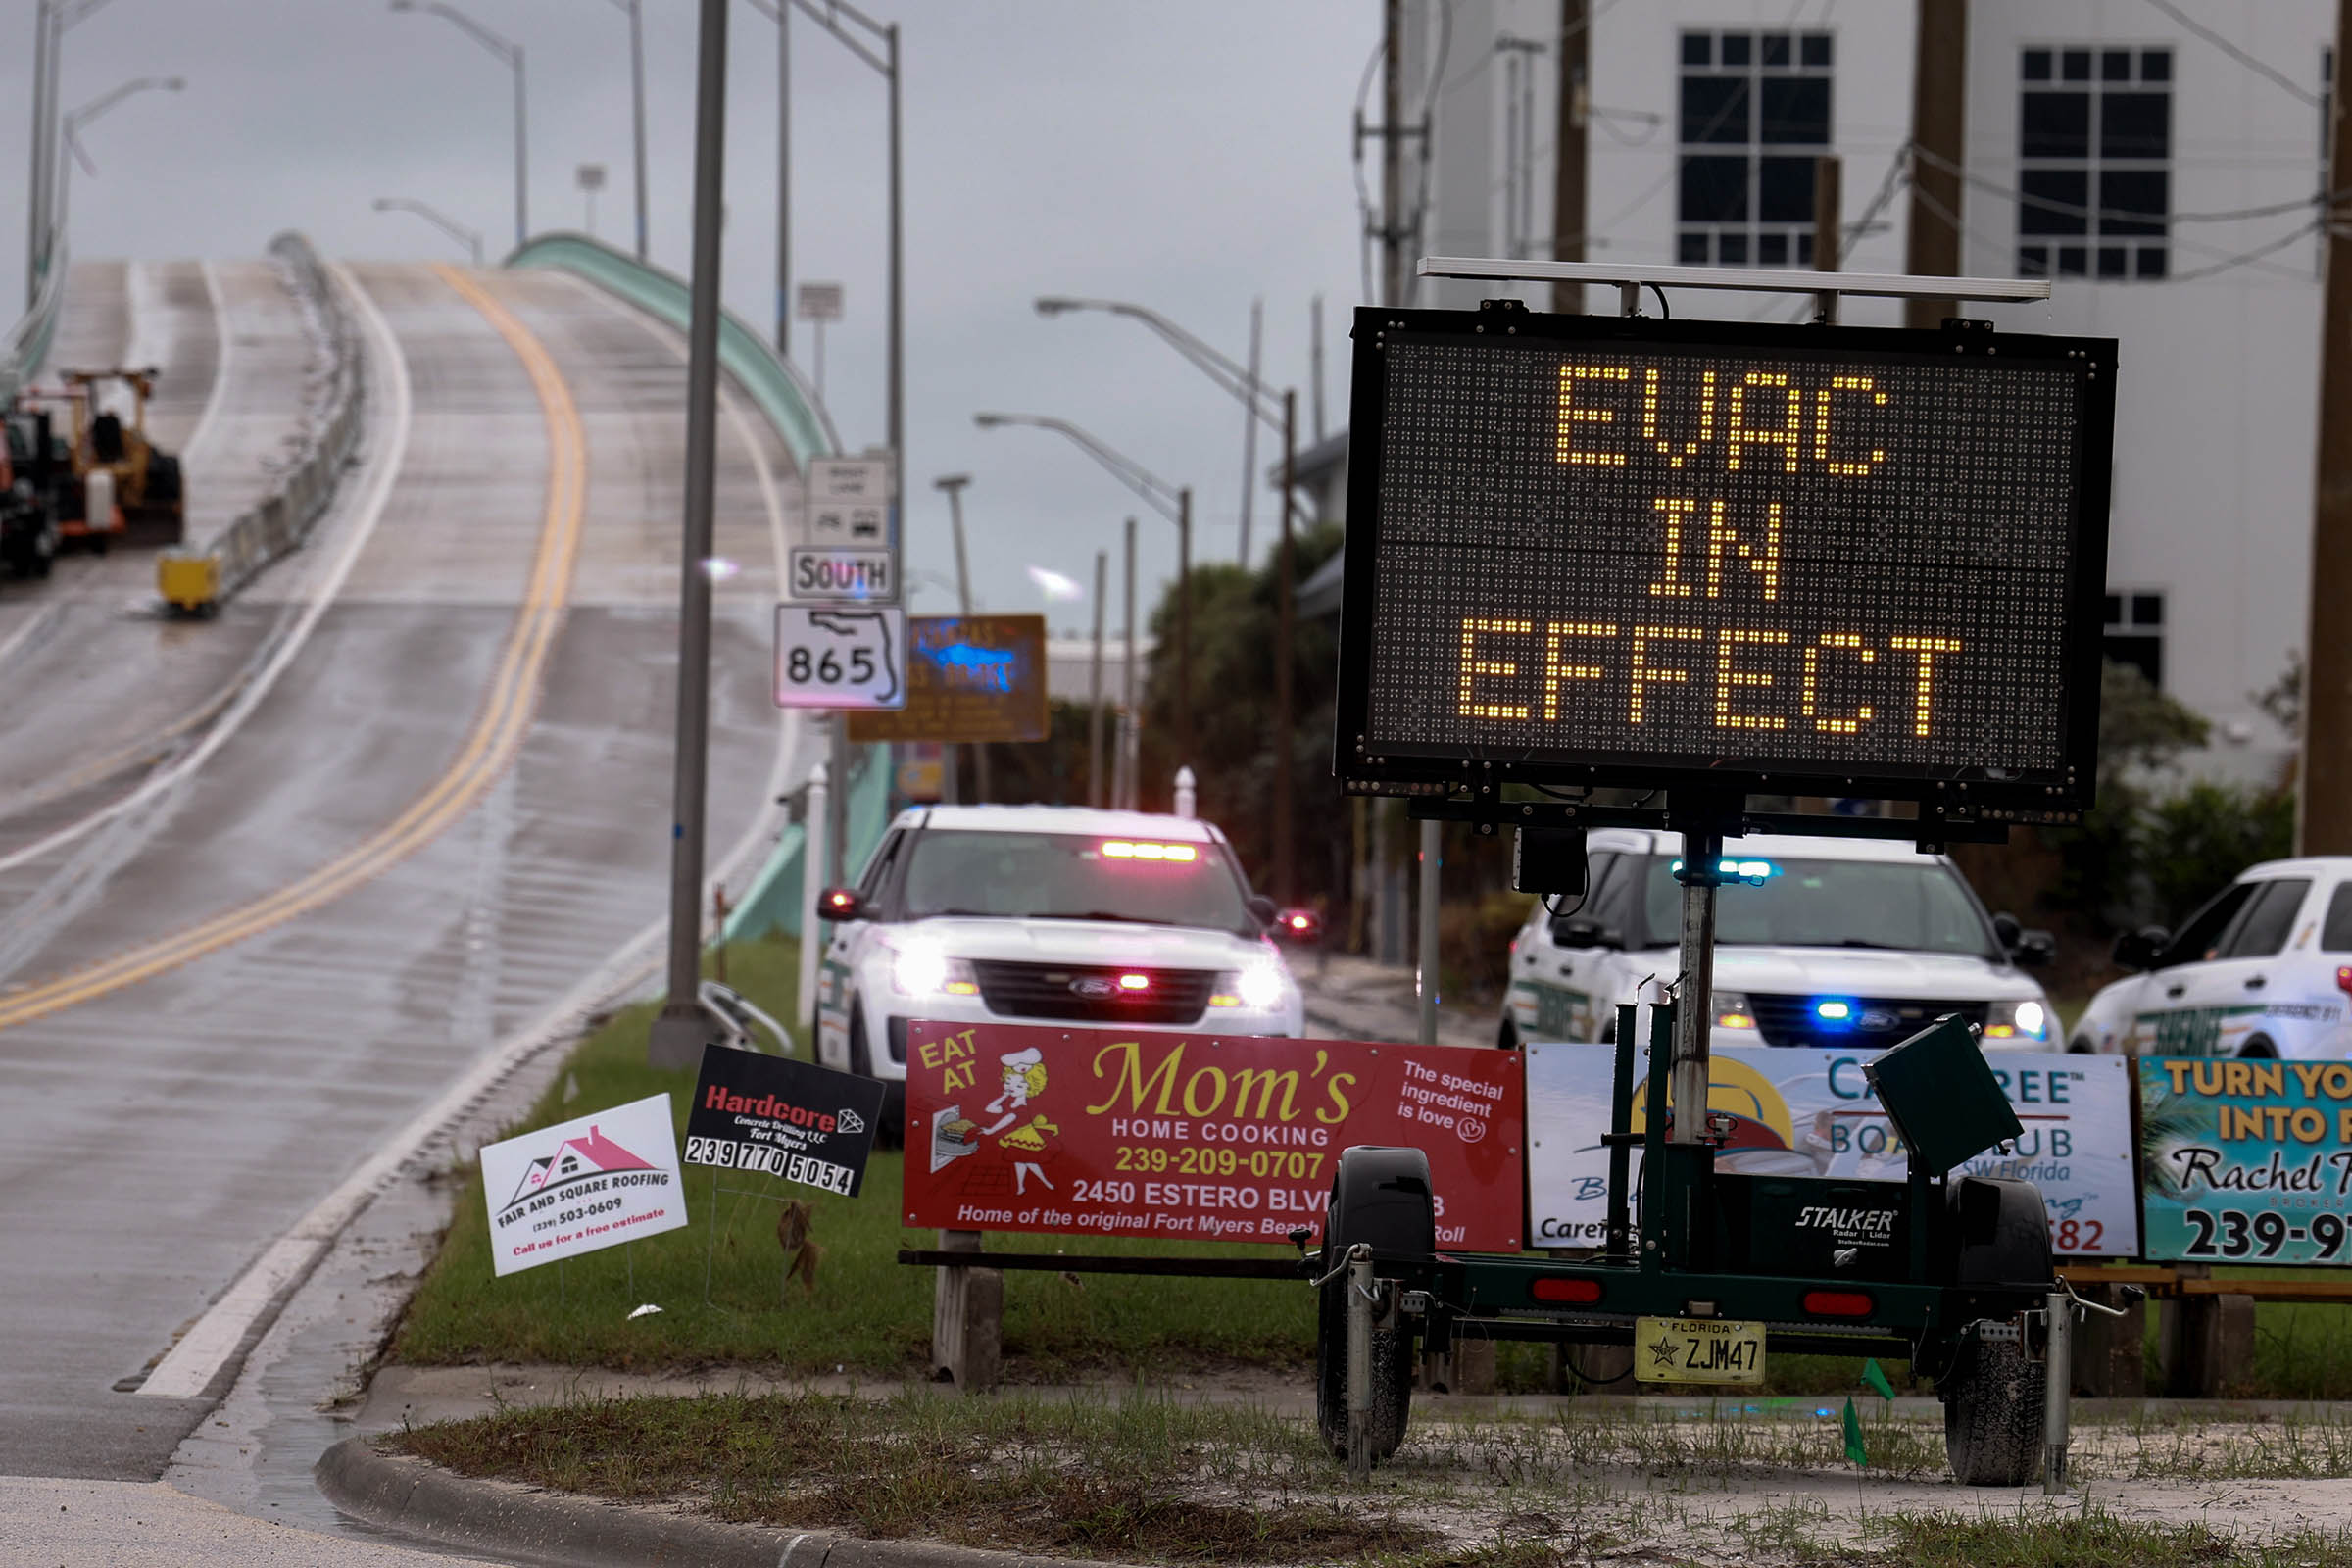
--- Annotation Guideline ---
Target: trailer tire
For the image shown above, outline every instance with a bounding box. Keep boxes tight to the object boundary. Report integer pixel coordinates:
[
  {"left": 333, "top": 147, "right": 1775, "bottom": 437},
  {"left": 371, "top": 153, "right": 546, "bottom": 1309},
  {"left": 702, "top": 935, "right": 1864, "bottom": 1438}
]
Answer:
[
  {"left": 1941, "top": 1331, "right": 2044, "bottom": 1486},
  {"left": 1313, "top": 1147, "right": 1431, "bottom": 1465}
]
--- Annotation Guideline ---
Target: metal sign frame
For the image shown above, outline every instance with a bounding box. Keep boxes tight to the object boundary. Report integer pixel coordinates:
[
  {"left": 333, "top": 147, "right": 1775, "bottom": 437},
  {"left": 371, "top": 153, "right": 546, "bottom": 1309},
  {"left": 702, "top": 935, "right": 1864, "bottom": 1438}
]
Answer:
[{"left": 1335, "top": 304, "right": 2118, "bottom": 820}]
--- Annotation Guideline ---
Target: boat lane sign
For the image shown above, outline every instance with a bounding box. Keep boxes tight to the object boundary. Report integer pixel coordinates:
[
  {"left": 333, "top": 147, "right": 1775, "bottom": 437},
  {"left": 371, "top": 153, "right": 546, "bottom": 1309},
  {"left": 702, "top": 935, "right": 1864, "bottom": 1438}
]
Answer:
[
  {"left": 798, "top": 455, "right": 898, "bottom": 605},
  {"left": 775, "top": 605, "right": 906, "bottom": 710}
]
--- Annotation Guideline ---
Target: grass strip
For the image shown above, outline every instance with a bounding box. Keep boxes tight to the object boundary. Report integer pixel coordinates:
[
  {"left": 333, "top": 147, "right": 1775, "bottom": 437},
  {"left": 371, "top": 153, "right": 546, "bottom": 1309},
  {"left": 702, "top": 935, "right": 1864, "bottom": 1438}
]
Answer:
[
  {"left": 388, "top": 1390, "right": 1434, "bottom": 1564},
  {"left": 391, "top": 933, "right": 1317, "bottom": 1378}
]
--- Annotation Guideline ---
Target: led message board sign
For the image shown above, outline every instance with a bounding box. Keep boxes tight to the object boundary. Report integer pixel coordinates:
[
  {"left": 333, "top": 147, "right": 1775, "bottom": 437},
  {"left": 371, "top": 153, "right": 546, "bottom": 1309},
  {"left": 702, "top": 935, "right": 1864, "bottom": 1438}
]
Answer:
[{"left": 1336, "top": 309, "right": 2116, "bottom": 816}]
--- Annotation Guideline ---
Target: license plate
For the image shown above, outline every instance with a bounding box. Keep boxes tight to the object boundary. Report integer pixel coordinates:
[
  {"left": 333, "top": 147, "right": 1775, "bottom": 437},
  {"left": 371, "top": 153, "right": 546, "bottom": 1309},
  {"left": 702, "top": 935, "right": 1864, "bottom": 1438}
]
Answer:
[{"left": 1633, "top": 1316, "right": 1766, "bottom": 1385}]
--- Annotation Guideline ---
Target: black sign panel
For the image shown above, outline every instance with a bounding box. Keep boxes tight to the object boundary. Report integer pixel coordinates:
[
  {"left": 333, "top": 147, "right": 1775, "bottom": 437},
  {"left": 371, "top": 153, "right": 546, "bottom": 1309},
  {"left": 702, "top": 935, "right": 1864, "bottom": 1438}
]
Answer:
[
  {"left": 1336, "top": 309, "right": 2116, "bottom": 815},
  {"left": 685, "top": 1046, "right": 887, "bottom": 1198}
]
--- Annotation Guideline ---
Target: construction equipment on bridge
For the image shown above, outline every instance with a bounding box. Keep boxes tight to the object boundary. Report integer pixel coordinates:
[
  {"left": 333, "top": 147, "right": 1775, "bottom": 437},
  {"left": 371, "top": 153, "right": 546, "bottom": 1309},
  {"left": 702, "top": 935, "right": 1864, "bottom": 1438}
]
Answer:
[
  {"left": 58, "top": 367, "right": 183, "bottom": 550},
  {"left": 1, "top": 403, "right": 64, "bottom": 579}
]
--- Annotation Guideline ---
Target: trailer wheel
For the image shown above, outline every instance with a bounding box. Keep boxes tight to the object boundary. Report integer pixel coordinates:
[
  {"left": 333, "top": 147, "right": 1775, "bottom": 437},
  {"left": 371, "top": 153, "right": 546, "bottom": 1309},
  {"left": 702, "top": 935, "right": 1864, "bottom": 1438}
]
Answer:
[
  {"left": 1313, "top": 1146, "right": 1432, "bottom": 1465},
  {"left": 1941, "top": 1330, "right": 2044, "bottom": 1486}
]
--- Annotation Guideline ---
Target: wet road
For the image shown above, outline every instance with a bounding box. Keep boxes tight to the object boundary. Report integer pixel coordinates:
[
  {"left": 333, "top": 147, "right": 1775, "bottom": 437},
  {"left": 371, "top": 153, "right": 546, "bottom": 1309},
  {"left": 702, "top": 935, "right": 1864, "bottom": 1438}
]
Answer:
[
  {"left": 0, "top": 260, "right": 800, "bottom": 1484},
  {"left": 0, "top": 259, "right": 318, "bottom": 844}
]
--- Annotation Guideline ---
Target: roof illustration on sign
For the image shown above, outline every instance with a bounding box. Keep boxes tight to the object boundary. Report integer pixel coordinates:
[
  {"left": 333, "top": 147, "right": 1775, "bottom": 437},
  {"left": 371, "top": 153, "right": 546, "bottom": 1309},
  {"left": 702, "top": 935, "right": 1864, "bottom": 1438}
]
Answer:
[{"left": 504, "top": 1124, "right": 657, "bottom": 1211}]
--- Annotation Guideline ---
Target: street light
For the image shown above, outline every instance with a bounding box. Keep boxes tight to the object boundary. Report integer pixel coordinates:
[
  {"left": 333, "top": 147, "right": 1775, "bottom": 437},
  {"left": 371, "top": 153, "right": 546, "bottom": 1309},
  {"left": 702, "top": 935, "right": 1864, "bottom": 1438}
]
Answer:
[
  {"left": 54, "top": 75, "right": 183, "bottom": 242},
  {"left": 372, "top": 197, "right": 483, "bottom": 267},
  {"left": 1034, "top": 293, "right": 1316, "bottom": 564},
  {"left": 599, "top": 0, "right": 649, "bottom": 263},
  {"left": 390, "top": 0, "right": 527, "bottom": 251},
  {"left": 24, "top": 0, "right": 123, "bottom": 306},
  {"left": 972, "top": 412, "right": 1192, "bottom": 767}
]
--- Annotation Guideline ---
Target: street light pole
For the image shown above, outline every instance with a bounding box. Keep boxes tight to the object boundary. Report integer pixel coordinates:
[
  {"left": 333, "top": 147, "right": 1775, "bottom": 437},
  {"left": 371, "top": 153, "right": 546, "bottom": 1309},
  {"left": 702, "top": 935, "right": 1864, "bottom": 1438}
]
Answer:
[
  {"left": 54, "top": 75, "right": 184, "bottom": 242},
  {"left": 648, "top": 0, "right": 733, "bottom": 1069},
  {"left": 372, "top": 197, "right": 484, "bottom": 266},
  {"left": 25, "top": 3, "right": 52, "bottom": 308},
  {"left": 391, "top": 1, "right": 527, "bottom": 251},
  {"left": 935, "top": 471, "right": 989, "bottom": 804},
  {"left": 26, "top": 0, "right": 124, "bottom": 307},
  {"left": 971, "top": 411, "right": 1192, "bottom": 764},
  {"left": 600, "top": 0, "right": 649, "bottom": 263}
]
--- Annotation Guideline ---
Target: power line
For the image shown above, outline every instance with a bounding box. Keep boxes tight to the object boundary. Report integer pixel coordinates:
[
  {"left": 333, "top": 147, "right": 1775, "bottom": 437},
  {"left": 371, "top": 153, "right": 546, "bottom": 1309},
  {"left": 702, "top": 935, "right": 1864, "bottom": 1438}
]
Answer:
[
  {"left": 2139, "top": 0, "right": 2322, "bottom": 108},
  {"left": 1911, "top": 171, "right": 2319, "bottom": 285},
  {"left": 1909, "top": 143, "right": 2341, "bottom": 226}
]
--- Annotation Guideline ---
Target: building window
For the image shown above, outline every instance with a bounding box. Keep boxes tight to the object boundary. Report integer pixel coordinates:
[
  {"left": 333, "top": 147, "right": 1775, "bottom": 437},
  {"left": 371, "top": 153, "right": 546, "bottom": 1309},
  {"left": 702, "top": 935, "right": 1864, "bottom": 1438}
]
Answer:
[
  {"left": 2017, "top": 46, "right": 2171, "bottom": 280},
  {"left": 1677, "top": 29, "right": 1833, "bottom": 268},
  {"left": 2103, "top": 589, "right": 2165, "bottom": 688}
]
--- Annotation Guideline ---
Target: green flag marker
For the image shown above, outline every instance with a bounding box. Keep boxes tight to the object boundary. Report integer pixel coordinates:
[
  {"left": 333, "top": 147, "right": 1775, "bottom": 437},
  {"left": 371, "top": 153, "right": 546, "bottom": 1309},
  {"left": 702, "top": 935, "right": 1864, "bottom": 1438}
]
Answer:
[
  {"left": 1862, "top": 1358, "right": 1897, "bottom": 1403},
  {"left": 1842, "top": 1396, "right": 1867, "bottom": 1465}
]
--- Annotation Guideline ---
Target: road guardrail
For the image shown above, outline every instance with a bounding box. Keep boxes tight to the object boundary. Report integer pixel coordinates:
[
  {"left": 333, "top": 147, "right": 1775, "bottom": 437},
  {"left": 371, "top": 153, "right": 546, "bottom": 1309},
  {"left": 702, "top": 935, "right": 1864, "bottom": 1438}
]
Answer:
[{"left": 156, "top": 232, "right": 365, "bottom": 614}]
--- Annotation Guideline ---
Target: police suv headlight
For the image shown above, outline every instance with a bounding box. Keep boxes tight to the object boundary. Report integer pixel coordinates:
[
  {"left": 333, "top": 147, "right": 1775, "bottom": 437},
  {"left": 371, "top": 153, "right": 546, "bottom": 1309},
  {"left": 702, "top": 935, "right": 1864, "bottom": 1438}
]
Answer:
[
  {"left": 1212, "top": 962, "right": 1290, "bottom": 1011},
  {"left": 1984, "top": 999, "right": 2048, "bottom": 1043},
  {"left": 1713, "top": 990, "right": 1758, "bottom": 1030},
  {"left": 891, "top": 941, "right": 979, "bottom": 999}
]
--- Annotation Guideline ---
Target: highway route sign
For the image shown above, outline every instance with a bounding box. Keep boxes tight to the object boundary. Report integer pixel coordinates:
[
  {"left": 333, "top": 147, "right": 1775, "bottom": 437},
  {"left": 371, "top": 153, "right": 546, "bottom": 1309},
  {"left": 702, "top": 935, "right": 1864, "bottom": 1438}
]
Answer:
[
  {"left": 774, "top": 605, "right": 906, "bottom": 710},
  {"left": 1335, "top": 308, "right": 2117, "bottom": 816}
]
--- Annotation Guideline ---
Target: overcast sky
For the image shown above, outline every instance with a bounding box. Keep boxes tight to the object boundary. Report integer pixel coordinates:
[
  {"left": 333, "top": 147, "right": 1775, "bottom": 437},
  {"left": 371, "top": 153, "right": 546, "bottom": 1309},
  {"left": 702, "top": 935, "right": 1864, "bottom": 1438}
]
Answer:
[{"left": 3, "top": 0, "right": 1389, "bottom": 630}]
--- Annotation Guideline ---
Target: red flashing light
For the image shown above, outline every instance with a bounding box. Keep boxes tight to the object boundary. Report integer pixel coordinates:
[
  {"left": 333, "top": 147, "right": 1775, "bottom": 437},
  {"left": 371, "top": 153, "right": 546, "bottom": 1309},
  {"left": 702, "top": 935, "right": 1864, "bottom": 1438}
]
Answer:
[
  {"left": 1118, "top": 972, "right": 1152, "bottom": 992},
  {"left": 2337, "top": 965, "right": 2352, "bottom": 998},
  {"left": 1801, "top": 1290, "right": 1874, "bottom": 1317},
  {"left": 1530, "top": 1276, "right": 1603, "bottom": 1304},
  {"left": 1287, "top": 913, "right": 1312, "bottom": 930}
]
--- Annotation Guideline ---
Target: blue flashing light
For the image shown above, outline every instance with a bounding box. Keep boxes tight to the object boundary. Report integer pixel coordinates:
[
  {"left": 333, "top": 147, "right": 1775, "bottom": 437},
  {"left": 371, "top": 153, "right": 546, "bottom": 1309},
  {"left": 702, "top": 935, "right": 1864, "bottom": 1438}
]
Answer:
[{"left": 1815, "top": 999, "right": 1854, "bottom": 1023}]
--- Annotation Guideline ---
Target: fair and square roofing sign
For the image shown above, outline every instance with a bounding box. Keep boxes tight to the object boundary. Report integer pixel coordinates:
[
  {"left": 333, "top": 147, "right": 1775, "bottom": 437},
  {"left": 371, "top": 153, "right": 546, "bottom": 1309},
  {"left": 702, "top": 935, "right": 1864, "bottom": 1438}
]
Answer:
[{"left": 480, "top": 1093, "right": 688, "bottom": 1276}]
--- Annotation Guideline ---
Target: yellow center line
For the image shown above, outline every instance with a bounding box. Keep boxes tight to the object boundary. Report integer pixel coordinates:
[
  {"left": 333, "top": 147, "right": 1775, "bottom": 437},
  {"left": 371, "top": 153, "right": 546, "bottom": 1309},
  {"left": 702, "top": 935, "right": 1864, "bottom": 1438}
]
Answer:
[{"left": 0, "top": 265, "right": 589, "bottom": 1033}]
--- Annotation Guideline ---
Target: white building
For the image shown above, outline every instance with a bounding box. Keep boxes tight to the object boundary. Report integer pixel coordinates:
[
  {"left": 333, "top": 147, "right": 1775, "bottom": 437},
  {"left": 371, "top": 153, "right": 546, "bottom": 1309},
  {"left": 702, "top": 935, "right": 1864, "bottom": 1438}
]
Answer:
[{"left": 1376, "top": 0, "right": 2329, "bottom": 780}]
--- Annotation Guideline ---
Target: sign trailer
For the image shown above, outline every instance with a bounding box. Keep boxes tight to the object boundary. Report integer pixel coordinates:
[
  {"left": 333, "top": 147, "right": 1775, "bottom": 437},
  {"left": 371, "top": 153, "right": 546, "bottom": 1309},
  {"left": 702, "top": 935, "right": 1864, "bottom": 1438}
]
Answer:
[{"left": 1308, "top": 260, "right": 2118, "bottom": 1491}]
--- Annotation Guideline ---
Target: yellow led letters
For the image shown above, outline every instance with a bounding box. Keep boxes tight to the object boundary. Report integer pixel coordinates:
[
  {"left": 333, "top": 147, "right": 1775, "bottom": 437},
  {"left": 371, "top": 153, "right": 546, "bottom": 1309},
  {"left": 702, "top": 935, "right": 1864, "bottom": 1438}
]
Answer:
[
  {"left": 1556, "top": 363, "right": 1631, "bottom": 466},
  {"left": 1802, "top": 634, "right": 1877, "bottom": 734},
  {"left": 1458, "top": 618, "right": 1535, "bottom": 718}
]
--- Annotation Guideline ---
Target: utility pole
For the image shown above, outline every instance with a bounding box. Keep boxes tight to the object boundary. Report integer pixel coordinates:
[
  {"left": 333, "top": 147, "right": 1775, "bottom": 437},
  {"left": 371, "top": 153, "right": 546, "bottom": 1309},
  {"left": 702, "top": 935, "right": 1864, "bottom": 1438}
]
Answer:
[
  {"left": 1122, "top": 516, "right": 1137, "bottom": 810},
  {"left": 1552, "top": 0, "right": 1589, "bottom": 315},
  {"left": 1812, "top": 153, "right": 1843, "bottom": 322},
  {"left": 1813, "top": 155, "right": 1842, "bottom": 273},
  {"left": 1088, "top": 550, "right": 1107, "bottom": 808},
  {"left": 1177, "top": 486, "right": 1194, "bottom": 763},
  {"left": 775, "top": 2, "right": 789, "bottom": 352},
  {"left": 1238, "top": 299, "right": 1262, "bottom": 564},
  {"left": 2301, "top": 0, "right": 2352, "bottom": 852},
  {"left": 1903, "top": 0, "right": 1967, "bottom": 329},
  {"left": 1276, "top": 390, "right": 1298, "bottom": 906},
  {"left": 1310, "top": 296, "right": 1326, "bottom": 441},
  {"left": 937, "top": 472, "right": 987, "bottom": 804},
  {"left": 648, "top": 0, "right": 731, "bottom": 1068},
  {"left": 1382, "top": 0, "right": 1408, "bottom": 308}
]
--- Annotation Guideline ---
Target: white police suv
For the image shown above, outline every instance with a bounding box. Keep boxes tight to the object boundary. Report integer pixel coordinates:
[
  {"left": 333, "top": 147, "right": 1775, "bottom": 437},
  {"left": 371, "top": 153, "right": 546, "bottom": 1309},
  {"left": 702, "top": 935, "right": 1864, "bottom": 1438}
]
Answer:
[
  {"left": 2071, "top": 857, "right": 2352, "bottom": 1058},
  {"left": 813, "top": 805, "right": 1313, "bottom": 1143},
  {"left": 1499, "top": 828, "right": 2058, "bottom": 1052}
]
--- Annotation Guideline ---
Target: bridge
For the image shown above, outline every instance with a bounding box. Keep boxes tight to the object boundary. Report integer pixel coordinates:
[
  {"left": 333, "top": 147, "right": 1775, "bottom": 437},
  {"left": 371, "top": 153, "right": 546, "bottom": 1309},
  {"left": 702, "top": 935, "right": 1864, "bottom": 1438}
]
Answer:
[{"left": 0, "top": 236, "right": 832, "bottom": 1486}]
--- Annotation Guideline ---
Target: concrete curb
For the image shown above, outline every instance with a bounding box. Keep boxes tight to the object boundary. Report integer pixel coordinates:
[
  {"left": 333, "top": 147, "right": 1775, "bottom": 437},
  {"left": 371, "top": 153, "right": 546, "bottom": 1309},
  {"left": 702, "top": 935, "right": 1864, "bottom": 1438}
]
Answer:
[{"left": 316, "top": 1436, "right": 1103, "bottom": 1568}]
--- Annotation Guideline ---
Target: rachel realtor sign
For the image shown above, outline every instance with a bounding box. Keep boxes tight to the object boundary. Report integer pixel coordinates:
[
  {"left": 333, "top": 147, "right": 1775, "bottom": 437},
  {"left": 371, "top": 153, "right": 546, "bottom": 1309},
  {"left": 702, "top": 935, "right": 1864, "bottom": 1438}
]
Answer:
[
  {"left": 903, "top": 1023, "right": 1526, "bottom": 1251},
  {"left": 2140, "top": 1056, "right": 2352, "bottom": 1264},
  {"left": 1524, "top": 1044, "right": 2139, "bottom": 1258},
  {"left": 480, "top": 1093, "right": 688, "bottom": 1275}
]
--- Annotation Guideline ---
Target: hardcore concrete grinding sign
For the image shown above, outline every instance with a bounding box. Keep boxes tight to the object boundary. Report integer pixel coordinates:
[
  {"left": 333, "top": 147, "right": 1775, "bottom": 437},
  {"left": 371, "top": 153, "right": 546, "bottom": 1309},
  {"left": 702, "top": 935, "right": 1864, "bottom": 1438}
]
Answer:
[
  {"left": 1335, "top": 310, "right": 2116, "bottom": 814},
  {"left": 1523, "top": 1044, "right": 2137, "bottom": 1257},
  {"left": 903, "top": 1022, "right": 1526, "bottom": 1250},
  {"left": 684, "top": 1043, "right": 888, "bottom": 1198},
  {"left": 2139, "top": 1056, "right": 2352, "bottom": 1264},
  {"left": 480, "top": 1093, "right": 688, "bottom": 1275}
]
